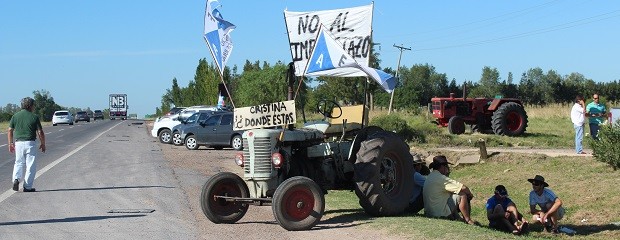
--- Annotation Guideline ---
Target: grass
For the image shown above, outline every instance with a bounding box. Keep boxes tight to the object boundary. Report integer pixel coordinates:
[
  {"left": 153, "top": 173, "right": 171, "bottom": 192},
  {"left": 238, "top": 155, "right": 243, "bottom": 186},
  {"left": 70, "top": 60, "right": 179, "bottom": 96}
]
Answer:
[{"left": 323, "top": 152, "right": 620, "bottom": 239}]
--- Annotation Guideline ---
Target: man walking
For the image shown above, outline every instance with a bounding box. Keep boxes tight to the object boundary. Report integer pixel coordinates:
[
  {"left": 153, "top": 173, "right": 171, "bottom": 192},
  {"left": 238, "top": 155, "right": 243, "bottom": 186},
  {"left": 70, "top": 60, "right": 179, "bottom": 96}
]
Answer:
[{"left": 8, "top": 97, "right": 46, "bottom": 192}]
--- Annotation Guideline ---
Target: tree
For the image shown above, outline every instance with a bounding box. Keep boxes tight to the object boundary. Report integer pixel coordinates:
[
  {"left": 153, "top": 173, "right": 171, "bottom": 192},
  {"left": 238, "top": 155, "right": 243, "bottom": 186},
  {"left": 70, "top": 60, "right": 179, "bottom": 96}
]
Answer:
[
  {"left": 32, "top": 90, "right": 61, "bottom": 121},
  {"left": 470, "top": 66, "right": 501, "bottom": 98}
]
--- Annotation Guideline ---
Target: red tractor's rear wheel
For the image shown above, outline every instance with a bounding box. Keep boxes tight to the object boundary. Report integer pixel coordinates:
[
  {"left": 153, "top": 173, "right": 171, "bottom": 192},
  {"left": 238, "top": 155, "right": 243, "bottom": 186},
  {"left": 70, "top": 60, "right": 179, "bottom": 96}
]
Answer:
[
  {"left": 491, "top": 102, "right": 528, "bottom": 136},
  {"left": 448, "top": 116, "right": 466, "bottom": 135}
]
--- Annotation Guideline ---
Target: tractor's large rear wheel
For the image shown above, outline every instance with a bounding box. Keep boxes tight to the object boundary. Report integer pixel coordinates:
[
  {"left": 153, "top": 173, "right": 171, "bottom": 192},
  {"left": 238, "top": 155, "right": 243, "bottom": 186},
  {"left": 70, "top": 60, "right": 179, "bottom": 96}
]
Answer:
[
  {"left": 200, "top": 172, "right": 250, "bottom": 224},
  {"left": 272, "top": 176, "right": 325, "bottom": 231},
  {"left": 448, "top": 116, "right": 466, "bottom": 135},
  {"left": 491, "top": 102, "right": 528, "bottom": 136},
  {"left": 354, "top": 131, "right": 414, "bottom": 216}
]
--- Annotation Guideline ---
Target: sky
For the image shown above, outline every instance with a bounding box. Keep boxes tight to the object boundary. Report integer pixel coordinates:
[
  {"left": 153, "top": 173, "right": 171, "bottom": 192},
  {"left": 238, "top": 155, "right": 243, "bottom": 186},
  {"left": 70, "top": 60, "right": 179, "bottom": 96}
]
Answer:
[{"left": 1, "top": 1, "right": 619, "bottom": 118}]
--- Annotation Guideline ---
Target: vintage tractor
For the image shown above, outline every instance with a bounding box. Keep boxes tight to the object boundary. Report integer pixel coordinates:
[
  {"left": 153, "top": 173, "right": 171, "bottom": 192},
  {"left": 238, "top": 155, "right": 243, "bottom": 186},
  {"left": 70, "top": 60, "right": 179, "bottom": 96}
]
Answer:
[
  {"left": 431, "top": 92, "right": 528, "bottom": 136},
  {"left": 199, "top": 100, "right": 414, "bottom": 231}
]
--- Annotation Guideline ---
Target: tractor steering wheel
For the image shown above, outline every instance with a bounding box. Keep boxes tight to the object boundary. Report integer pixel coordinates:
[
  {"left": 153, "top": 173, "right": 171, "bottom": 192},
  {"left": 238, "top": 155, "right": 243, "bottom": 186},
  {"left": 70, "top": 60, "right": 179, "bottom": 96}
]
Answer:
[{"left": 317, "top": 99, "right": 343, "bottom": 119}]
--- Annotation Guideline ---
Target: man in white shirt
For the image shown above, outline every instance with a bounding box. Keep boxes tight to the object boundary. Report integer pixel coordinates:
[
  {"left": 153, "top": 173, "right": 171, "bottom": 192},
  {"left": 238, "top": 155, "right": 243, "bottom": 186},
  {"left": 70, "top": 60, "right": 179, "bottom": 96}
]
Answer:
[{"left": 570, "top": 95, "right": 586, "bottom": 154}]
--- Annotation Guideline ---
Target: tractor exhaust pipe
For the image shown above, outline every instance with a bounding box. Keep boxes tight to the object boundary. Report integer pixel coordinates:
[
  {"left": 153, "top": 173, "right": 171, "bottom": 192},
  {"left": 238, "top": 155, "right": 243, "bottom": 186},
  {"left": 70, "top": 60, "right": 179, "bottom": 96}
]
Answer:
[{"left": 462, "top": 82, "right": 467, "bottom": 100}]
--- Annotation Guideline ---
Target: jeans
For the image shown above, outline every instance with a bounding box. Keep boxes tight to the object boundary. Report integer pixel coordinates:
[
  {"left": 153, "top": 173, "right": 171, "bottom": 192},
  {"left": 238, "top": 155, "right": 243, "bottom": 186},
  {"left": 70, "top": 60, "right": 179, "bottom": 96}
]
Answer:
[
  {"left": 574, "top": 124, "right": 584, "bottom": 153},
  {"left": 589, "top": 123, "right": 600, "bottom": 140},
  {"left": 12, "top": 141, "right": 38, "bottom": 189}
]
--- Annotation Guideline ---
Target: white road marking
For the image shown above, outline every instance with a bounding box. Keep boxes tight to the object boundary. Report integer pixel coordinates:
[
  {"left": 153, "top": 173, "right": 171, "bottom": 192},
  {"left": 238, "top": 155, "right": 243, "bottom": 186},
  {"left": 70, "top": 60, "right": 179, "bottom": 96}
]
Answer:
[{"left": 0, "top": 121, "right": 124, "bottom": 203}]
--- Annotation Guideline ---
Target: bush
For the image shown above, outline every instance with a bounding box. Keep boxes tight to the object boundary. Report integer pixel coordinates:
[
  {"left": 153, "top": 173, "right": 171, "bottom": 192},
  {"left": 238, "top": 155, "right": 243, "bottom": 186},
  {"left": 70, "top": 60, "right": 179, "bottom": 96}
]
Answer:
[
  {"left": 591, "top": 122, "right": 620, "bottom": 170},
  {"left": 370, "top": 114, "right": 422, "bottom": 142}
]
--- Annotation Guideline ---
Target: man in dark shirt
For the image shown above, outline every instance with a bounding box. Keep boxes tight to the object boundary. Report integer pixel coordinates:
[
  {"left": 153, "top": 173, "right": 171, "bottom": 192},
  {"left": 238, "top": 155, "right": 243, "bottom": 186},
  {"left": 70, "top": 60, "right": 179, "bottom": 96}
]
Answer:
[
  {"left": 486, "top": 185, "right": 528, "bottom": 234},
  {"left": 8, "top": 97, "right": 46, "bottom": 192}
]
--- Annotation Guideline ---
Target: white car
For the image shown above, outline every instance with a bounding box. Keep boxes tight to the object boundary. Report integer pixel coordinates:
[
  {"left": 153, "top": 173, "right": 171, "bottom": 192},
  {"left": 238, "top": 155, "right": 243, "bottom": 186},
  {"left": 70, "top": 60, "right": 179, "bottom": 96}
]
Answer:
[{"left": 52, "top": 110, "right": 74, "bottom": 126}]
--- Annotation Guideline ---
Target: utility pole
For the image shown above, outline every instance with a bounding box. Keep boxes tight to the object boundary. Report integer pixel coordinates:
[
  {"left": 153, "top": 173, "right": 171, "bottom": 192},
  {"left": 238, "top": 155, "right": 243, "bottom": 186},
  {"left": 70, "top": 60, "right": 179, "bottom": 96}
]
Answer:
[{"left": 388, "top": 44, "right": 411, "bottom": 114}]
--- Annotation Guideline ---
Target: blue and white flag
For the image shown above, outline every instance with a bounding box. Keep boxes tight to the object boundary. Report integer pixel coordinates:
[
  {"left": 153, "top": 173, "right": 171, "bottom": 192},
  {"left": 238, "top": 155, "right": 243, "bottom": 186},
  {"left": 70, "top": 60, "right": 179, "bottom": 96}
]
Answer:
[
  {"left": 304, "top": 25, "right": 396, "bottom": 93},
  {"left": 204, "top": 0, "right": 235, "bottom": 75}
]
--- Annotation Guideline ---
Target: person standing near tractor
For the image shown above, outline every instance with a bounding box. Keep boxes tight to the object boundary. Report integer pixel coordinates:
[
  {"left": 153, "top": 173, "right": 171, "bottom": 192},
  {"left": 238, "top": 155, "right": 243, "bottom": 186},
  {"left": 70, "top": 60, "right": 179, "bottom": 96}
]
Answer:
[
  {"left": 570, "top": 95, "right": 587, "bottom": 154},
  {"left": 586, "top": 93, "right": 606, "bottom": 140}
]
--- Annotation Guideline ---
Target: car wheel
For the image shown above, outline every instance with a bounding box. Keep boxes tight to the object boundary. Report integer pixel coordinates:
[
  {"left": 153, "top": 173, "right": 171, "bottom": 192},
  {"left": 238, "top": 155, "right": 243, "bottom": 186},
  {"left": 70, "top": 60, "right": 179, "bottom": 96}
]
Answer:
[
  {"left": 69, "top": 122, "right": 74, "bottom": 125},
  {"left": 158, "top": 129, "right": 172, "bottom": 144},
  {"left": 231, "top": 134, "right": 243, "bottom": 150},
  {"left": 172, "top": 132, "right": 183, "bottom": 146},
  {"left": 53, "top": 123, "right": 57, "bottom": 126},
  {"left": 185, "top": 135, "right": 199, "bottom": 150}
]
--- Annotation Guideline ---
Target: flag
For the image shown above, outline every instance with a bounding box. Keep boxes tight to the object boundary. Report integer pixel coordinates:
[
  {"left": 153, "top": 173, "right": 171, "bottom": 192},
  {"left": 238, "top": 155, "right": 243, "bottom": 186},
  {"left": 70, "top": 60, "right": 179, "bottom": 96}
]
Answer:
[
  {"left": 204, "top": 0, "right": 235, "bottom": 75},
  {"left": 304, "top": 25, "right": 397, "bottom": 93}
]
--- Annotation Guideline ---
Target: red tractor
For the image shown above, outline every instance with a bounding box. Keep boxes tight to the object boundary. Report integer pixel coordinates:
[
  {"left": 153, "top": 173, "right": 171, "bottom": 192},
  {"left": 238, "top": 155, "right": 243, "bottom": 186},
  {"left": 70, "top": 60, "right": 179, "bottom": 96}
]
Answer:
[{"left": 431, "top": 92, "right": 528, "bottom": 136}]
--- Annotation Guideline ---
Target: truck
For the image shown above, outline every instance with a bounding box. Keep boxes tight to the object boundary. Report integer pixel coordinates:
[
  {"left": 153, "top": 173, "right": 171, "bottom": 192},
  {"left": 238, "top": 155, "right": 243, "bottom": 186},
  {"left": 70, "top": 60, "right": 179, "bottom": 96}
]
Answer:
[{"left": 109, "top": 94, "right": 128, "bottom": 120}]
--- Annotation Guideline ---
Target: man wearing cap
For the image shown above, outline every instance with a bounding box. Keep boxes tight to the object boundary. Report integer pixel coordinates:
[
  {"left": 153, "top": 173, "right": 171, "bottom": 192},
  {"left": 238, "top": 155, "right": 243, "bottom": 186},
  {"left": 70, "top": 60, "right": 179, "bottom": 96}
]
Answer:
[
  {"left": 423, "top": 155, "right": 477, "bottom": 225},
  {"left": 528, "top": 175, "right": 565, "bottom": 233},
  {"left": 407, "top": 154, "right": 427, "bottom": 214},
  {"left": 486, "top": 185, "right": 528, "bottom": 234}
]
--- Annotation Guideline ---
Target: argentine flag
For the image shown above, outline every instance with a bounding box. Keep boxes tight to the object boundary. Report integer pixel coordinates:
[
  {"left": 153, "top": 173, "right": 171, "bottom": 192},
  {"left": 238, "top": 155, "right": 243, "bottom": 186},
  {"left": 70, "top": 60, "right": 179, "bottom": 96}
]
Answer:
[
  {"left": 204, "top": 0, "right": 235, "bottom": 75},
  {"left": 304, "top": 25, "right": 397, "bottom": 93}
]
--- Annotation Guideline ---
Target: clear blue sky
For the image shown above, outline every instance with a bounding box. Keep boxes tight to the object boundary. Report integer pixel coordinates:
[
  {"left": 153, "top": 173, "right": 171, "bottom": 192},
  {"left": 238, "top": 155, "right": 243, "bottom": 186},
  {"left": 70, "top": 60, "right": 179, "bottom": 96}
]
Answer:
[{"left": 1, "top": 1, "right": 619, "bottom": 118}]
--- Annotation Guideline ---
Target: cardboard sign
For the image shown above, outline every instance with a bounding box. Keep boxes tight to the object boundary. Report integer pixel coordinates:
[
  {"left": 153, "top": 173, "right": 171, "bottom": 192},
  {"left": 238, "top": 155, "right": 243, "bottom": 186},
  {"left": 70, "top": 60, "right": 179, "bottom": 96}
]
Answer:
[{"left": 233, "top": 100, "right": 296, "bottom": 130}]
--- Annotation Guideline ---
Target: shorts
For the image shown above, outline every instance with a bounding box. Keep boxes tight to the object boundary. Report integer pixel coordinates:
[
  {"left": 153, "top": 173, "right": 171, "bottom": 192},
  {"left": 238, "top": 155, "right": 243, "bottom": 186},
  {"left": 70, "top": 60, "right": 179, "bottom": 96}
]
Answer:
[
  {"left": 446, "top": 194, "right": 462, "bottom": 214},
  {"left": 540, "top": 206, "right": 565, "bottom": 220}
]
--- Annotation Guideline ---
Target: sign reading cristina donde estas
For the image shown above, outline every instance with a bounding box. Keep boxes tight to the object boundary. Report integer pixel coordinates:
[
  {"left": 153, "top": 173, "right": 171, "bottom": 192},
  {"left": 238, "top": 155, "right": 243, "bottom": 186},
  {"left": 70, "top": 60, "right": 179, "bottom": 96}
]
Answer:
[{"left": 233, "top": 100, "right": 296, "bottom": 130}]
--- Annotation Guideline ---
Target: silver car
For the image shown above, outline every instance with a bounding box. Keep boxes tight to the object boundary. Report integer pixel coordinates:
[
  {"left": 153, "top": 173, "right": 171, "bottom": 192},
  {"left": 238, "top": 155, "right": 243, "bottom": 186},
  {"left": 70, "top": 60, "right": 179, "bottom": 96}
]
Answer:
[{"left": 52, "top": 110, "right": 74, "bottom": 126}]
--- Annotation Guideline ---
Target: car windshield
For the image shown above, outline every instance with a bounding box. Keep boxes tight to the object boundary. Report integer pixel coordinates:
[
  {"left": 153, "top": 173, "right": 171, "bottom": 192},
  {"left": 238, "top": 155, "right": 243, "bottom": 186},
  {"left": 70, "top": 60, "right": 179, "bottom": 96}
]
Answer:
[
  {"left": 184, "top": 112, "right": 200, "bottom": 124},
  {"left": 77, "top": 111, "right": 86, "bottom": 115}
]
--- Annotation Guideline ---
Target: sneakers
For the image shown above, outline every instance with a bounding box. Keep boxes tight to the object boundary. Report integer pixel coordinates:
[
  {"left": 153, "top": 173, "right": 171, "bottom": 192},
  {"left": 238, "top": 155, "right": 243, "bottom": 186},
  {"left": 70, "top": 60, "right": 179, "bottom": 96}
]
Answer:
[
  {"left": 12, "top": 179, "right": 19, "bottom": 191},
  {"left": 23, "top": 188, "right": 36, "bottom": 192}
]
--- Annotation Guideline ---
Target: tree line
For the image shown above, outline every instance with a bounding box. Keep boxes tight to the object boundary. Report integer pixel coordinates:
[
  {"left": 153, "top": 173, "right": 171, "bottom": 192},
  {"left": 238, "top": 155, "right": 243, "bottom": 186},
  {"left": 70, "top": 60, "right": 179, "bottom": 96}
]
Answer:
[
  {"left": 155, "top": 58, "right": 619, "bottom": 116},
  {"left": 0, "top": 90, "right": 99, "bottom": 122}
]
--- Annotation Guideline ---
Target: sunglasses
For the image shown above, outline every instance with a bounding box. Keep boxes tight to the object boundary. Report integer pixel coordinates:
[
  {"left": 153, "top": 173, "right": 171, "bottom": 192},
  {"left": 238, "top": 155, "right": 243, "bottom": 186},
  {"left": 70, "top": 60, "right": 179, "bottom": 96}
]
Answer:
[
  {"left": 594, "top": 98, "right": 599, "bottom": 100},
  {"left": 532, "top": 182, "right": 541, "bottom": 186}
]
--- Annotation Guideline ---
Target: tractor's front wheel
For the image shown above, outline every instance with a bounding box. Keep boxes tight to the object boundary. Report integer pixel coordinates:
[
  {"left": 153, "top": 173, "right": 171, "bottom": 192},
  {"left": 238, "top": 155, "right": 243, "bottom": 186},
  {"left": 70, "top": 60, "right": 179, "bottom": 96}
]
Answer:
[
  {"left": 200, "top": 172, "right": 249, "bottom": 224},
  {"left": 354, "top": 131, "right": 414, "bottom": 216},
  {"left": 448, "top": 116, "right": 466, "bottom": 135},
  {"left": 272, "top": 176, "right": 325, "bottom": 231}
]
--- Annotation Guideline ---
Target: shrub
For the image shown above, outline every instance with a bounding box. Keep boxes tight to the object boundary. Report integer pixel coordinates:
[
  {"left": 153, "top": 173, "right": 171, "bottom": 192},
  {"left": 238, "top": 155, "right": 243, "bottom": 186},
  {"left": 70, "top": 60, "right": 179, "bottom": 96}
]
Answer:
[
  {"left": 591, "top": 121, "right": 620, "bottom": 170},
  {"left": 370, "top": 114, "right": 422, "bottom": 142}
]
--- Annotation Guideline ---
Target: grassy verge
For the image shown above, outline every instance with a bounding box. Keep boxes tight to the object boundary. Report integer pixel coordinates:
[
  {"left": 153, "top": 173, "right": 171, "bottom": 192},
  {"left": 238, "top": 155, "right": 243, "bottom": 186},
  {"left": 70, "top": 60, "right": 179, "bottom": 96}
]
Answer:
[{"left": 324, "top": 152, "right": 620, "bottom": 239}]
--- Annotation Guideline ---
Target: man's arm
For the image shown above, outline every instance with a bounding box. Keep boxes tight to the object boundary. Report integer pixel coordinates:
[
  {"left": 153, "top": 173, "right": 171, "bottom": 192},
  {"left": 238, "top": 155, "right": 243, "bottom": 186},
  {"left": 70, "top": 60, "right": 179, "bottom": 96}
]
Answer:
[
  {"left": 458, "top": 185, "right": 474, "bottom": 200},
  {"left": 7, "top": 127, "right": 15, "bottom": 153},
  {"left": 37, "top": 128, "right": 46, "bottom": 153}
]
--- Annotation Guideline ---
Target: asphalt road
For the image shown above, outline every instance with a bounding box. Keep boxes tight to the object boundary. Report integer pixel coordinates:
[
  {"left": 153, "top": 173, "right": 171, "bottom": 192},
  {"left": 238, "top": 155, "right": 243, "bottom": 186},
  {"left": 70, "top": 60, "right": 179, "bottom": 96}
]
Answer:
[{"left": 0, "top": 120, "right": 198, "bottom": 239}]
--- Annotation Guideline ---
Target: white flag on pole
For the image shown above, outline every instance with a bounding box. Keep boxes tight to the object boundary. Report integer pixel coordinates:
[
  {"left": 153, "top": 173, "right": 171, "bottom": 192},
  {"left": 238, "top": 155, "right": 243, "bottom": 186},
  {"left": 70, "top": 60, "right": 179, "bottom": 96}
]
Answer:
[
  {"left": 304, "top": 25, "right": 397, "bottom": 93},
  {"left": 204, "top": 0, "right": 235, "bottom": 75}
]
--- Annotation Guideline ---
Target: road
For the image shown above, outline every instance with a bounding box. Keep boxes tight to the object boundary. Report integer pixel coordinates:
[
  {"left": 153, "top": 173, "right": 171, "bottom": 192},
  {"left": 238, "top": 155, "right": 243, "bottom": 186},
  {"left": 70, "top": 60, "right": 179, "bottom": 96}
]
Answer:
[
  {"left": 0, "top": 120, "right": 400, "bottom": 240},
  {"left": 0, "top": 120, "right": 198, "bottom": 239}
]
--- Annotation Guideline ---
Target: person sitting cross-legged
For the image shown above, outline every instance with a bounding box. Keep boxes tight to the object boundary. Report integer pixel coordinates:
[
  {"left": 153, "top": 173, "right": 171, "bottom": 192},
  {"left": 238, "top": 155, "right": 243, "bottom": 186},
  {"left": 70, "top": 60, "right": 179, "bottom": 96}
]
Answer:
[{"left": 486, "top": 185, "right": 529, "bottom": 235}]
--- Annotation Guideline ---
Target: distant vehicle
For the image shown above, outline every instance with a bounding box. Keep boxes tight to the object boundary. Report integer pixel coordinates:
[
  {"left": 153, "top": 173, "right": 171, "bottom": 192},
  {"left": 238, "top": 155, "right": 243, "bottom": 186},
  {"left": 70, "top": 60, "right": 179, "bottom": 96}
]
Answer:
[
  {"left": 52, "top": 110, "right": 74, "bottom": 126},
  {"left": 93, "top": 110, "right": 104, "bottom": 120},
  {"left": 109, "top": 94, "right": 128, "bottom": 120},
  {"left": 180, "top": 111, "right": 243, "bottom": 150},
  {"left": 74, "top": 111, "right": 90, "bottom": 123}
]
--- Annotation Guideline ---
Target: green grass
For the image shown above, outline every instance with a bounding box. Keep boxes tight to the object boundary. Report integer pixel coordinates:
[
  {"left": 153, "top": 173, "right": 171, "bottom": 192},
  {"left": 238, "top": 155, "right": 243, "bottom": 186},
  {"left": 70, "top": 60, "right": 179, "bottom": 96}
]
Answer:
[{"left": 324, "top": 153, "right": 620, "bottom": 239}]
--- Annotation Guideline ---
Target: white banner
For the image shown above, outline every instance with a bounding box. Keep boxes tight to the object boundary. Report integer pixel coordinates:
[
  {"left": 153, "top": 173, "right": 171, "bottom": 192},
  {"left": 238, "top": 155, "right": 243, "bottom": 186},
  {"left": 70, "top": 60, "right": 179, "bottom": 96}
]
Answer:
[
  {"left": 233, "top": 100, "right": 296, "bottom": 130},
  {"left": 284, "top": 4, "right": 373, "bottom": 77}
]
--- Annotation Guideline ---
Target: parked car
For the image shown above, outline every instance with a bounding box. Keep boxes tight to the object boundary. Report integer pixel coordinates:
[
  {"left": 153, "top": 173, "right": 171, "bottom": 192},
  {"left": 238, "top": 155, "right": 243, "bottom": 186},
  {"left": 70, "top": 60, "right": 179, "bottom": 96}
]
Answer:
[
  {"left": 151, "top": 106, "right": 229, "bottom": 142},
  {"left": 93, "top": 110, "right": 104, "bottom": 120},
  {"left": 170, "top": 110, "right": 218, "bottom": 145},
  {"left": 155, "top": 107, "right": 186, "bottom": 122},
  {"left": 180, "top": 111, "right": 243, "bottom": 150},
  {"left": 52, "top": 110, "right": 74, "bottom": 126},
  {"left": 75, "top": 111, "right": 90, "bottom": 123}
]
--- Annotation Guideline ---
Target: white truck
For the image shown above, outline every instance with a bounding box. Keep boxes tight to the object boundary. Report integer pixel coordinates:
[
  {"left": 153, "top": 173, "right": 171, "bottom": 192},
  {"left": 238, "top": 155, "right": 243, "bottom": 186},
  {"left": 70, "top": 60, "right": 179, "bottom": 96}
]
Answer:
[{"left": 109, "top": 94, "right": 128, "bottom": 120}]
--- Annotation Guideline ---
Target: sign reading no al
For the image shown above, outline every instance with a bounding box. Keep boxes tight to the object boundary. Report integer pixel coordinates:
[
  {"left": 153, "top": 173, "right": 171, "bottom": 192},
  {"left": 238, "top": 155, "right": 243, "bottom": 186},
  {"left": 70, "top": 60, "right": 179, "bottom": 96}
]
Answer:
[{"left": 233, "top": 100, "right": 296, "bottom": 130}]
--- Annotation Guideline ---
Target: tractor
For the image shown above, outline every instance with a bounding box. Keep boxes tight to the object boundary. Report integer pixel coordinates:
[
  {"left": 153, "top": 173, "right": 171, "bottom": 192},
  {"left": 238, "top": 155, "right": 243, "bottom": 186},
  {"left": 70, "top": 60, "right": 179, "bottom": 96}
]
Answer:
[
  {"left": 431, "top": 91, "right": 528, "bottom": 136},
  {"left": 199, "top": 65, "right": 414, "bottom": 231}
]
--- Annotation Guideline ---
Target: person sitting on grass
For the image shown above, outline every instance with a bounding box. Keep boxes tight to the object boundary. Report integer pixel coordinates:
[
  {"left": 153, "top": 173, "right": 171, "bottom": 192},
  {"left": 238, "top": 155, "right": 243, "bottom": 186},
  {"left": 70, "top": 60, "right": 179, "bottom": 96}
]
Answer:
[
  {"left": 528, "top": 175, "right": 565, "bottom": 234},
  {"left": 423, "top": 155, "right": 478, "bottom": 225},
  {"left": 407, "top": 154, "right": 428, "bottom": 214},
  {"left": 486, "top": 185, "right": 529, "bottom": 235}
]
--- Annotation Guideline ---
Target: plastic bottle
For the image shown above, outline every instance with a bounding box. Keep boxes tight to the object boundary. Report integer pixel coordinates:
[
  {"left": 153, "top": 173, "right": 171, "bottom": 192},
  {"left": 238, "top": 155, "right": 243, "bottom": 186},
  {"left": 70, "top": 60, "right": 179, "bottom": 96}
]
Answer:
[{"left": 559, "top": 226, "right": 576, "bottom": 234}]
